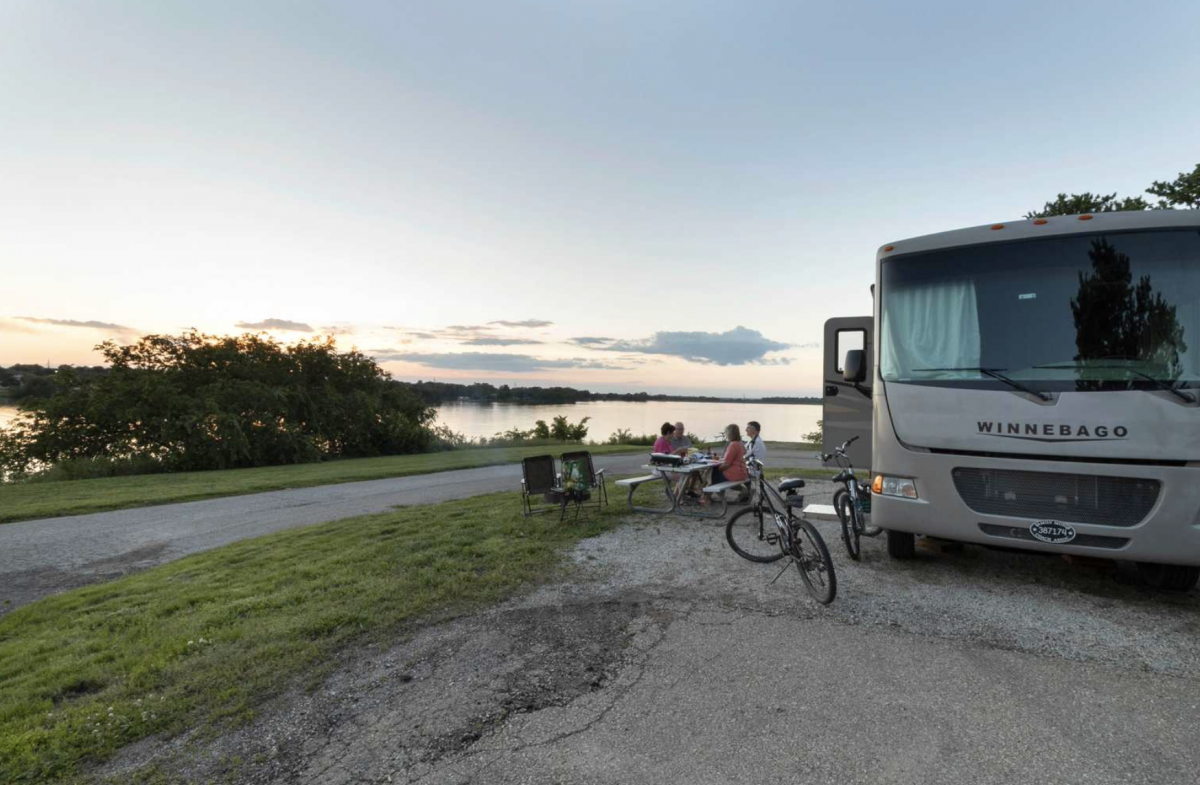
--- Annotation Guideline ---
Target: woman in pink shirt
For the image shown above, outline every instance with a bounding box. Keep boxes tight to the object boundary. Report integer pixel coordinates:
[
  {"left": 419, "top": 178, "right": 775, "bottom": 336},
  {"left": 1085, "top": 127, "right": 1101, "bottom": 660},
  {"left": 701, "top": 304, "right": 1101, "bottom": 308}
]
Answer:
[
  {"left": 652, "top": 422, "right": 676, "bottom": 455},
  {"left": 704, "top": 423, "right": 749, "bottom": 503}
]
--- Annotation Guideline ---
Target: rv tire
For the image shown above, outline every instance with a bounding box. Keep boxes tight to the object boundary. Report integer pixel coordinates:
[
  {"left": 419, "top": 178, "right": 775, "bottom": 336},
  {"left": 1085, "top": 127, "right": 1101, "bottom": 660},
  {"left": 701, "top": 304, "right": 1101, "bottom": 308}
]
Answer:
[
  {"left": 1136, "top": 562, "right": 1200, "bottom": 592},
  {"left": 886, "top": 529, "right": 915, "bottom": 560}
]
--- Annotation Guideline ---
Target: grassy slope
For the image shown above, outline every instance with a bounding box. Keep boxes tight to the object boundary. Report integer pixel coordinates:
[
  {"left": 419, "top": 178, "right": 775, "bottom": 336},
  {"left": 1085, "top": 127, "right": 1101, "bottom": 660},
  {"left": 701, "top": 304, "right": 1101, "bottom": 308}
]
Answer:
[
  {"left": 0, "top": 470, "right": 830, "bottom": 783},
  {"left": 0, "top": 482, "right": 682, "bottom": 783},
  {"left": 0, "top": 444, "right": 642, "bottom": 525}
]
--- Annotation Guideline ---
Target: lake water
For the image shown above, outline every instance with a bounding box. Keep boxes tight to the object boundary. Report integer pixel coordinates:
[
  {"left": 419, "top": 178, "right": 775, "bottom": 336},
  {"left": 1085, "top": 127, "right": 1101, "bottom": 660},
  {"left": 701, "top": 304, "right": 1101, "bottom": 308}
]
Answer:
[
  {"left": 433, "top": 400, "right": 821, "bottom": 443},
  {"left": 0, "top": 401, "right": 823, "bottom": 444}
]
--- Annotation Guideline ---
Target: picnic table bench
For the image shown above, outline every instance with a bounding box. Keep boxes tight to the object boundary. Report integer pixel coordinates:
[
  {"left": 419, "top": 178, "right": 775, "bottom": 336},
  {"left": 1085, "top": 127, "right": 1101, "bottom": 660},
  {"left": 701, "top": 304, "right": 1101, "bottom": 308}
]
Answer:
[{"left": 616, "top": 462, "right": 747, "bottom": 519}]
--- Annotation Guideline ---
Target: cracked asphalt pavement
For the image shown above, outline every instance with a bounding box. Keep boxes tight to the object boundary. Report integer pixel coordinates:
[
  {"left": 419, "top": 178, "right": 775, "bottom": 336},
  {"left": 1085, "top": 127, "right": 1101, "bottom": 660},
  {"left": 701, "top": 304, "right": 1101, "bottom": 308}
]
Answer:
[
  {"left": 0, "top": 449, "right": 820, "bottom": 614},
  {"left": 100, "top": 506, "right": 1200, "bottom": 784}
]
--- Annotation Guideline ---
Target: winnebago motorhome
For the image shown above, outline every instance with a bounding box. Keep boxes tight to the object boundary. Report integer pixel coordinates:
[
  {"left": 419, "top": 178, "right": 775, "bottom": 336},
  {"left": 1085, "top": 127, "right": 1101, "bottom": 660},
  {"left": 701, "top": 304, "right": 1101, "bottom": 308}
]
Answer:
[{"left": 823, "top": 210, "right": 1200, "bottom": 590}]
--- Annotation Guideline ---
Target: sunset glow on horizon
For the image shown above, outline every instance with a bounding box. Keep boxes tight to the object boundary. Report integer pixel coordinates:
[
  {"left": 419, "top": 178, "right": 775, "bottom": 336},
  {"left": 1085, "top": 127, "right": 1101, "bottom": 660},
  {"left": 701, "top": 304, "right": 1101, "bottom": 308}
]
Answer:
[{"left": 3, "top": 1, "right": 1197, "bottom": 396}]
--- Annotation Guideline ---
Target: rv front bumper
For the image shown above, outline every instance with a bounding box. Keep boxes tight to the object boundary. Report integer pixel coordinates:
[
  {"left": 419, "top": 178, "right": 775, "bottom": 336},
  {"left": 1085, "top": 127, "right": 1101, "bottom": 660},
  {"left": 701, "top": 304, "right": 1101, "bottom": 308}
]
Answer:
[{"left": 871, "top": 452, "right": 1200, "bottom": 566}]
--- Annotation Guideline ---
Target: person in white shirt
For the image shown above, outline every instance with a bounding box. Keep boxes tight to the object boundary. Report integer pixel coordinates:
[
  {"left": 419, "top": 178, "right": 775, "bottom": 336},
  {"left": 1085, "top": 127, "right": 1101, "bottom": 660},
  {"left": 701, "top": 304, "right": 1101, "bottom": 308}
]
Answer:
[{"left": 744, "top": 421, "right": 766, "bottom": 471}]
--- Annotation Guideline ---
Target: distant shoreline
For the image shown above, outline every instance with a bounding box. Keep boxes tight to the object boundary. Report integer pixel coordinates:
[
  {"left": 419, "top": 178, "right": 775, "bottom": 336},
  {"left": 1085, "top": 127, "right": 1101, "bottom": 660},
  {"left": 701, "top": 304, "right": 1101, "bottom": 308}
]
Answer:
[
  {"left": 402, "top": 380, "right": 819, "bottom": 407},
  {"left": 434, "top": 396, "right": 821, "bottom": 406}
]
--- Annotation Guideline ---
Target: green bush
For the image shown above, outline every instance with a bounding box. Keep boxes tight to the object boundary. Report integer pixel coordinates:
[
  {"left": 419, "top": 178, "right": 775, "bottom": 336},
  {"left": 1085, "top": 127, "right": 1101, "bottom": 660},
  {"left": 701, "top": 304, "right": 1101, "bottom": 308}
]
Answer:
[
  {"left": 0, "top": 332, "right": 435, "bottom": 479},
  {"left": 604, "top": 428, "right": 654, "bottom": 446}
]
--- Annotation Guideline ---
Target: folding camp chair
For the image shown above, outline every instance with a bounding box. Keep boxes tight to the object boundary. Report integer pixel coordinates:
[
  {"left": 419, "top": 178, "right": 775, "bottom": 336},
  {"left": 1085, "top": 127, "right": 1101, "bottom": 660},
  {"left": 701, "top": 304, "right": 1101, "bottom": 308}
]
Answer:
[
  {"left": 560, "top": 450, "right": 608, "bottom": 511},
  {"left": 520, "top": 455, "right": 564, "bottom": 517}
]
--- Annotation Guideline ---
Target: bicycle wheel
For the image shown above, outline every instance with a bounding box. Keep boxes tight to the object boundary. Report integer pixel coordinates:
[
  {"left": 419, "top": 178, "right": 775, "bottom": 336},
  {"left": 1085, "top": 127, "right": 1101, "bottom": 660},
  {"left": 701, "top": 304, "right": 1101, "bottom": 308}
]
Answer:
[
  {"left": 726, "top": 506, "right": 785, "bottom": 563},
  {"left": 791, "top": 517, "right": 837, "bottom": 604},
  {"left": 837, "top": 493, "right": 861, "bottom": 561}
]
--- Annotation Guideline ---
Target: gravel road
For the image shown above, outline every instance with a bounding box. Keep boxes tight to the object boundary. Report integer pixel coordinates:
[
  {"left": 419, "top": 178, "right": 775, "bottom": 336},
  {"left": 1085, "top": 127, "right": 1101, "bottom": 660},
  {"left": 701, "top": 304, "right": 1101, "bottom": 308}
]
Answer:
[
  {"left": 0, "top": 449, "right": 822, "bottom": 614},
  {"left": 101, "top": 501, "right": 1200, "bottom": 784}
]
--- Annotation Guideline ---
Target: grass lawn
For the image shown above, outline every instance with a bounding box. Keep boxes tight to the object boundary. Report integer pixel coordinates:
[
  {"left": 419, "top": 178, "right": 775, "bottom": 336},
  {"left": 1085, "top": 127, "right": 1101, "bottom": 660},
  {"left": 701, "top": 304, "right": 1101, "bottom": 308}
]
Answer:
[
  {"left": 0, "top": 468, "right": 830, "bottom": 783},
  {"left": 0, "top": 444, "right": 642, "bottom": 525},
  {"left": 0, "top": 479, "right": 691, "bottom": 784}
]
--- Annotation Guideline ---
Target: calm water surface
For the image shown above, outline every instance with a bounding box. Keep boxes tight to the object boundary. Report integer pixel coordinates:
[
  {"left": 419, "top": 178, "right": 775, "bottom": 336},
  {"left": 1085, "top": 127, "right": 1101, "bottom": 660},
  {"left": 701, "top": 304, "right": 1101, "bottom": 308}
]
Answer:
[
  {"left": 0, "top": 402, "right": 821, "bottom": 443},
  {"left": 433, "top": 400, "right": 820, "bottom": 442}
]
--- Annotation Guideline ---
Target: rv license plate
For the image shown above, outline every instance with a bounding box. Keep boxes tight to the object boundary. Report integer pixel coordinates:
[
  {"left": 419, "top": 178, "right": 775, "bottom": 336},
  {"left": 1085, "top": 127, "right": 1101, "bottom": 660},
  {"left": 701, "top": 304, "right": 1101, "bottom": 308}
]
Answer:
[{"left": 1029, "top": 520, "right": 1075, "bottom": 544}]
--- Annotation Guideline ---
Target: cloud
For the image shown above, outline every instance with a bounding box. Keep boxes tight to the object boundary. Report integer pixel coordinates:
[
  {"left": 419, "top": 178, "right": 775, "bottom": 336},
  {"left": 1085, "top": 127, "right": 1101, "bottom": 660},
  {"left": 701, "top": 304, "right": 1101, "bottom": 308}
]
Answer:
[
  {"left": 568, "top": 336, "right": 615, "bottom": 347},
  {"left": 384, "top": 328, "right": 440, "bottom": 340},
  {"left": 488, "top": 319, "right": 554, "bottom": 329},
  {"left": 235, "top": 318, "right": 314, "bottom": 332},
  {"left": 383, "top": 321, "right": 552, "bottom": 343},
  {"left": 601, "top": 326, "right": 791, "bottom": 366},
  {"left": 319, "top": 325, "right": 357, "bottom": 336},
  {"left": 459, "top": 337, "right": 544, "bottom": 346},
  {"left": 372, "top": 351, "right": 631, "bottom": 373},
  {"left": 16, "top": 317, "right": 138, "bottom": 336},
  {"left": 0, "top": 318, "right": 39, "bottom": 334},
  {"left": 442, "top": 324, "right": 493, "bottom": 334}
]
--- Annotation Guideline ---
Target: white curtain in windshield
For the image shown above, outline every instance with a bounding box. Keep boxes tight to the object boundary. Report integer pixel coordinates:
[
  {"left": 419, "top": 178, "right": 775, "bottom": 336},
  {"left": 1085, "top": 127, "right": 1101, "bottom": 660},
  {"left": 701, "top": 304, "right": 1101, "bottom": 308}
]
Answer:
[{"left": 882, "top": 279, "right": 981, "bottom": 379}]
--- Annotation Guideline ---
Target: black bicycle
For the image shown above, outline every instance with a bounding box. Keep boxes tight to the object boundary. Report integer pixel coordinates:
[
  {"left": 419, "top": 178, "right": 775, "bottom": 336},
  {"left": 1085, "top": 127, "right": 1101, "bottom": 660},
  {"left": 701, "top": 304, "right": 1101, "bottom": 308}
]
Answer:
[
  {"left": 825, "top": 436, "right": 882, "bottom": 561},
  {"left": 725, "top": 458, "right": 837, "bottom": 604}
]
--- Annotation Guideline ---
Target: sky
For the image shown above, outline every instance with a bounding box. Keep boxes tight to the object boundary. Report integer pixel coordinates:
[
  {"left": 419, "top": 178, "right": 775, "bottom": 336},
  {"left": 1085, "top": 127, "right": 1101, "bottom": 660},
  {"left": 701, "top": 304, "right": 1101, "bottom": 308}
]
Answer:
[{"left": 2, "top": 0, "right": 1198, "bottom": 397}]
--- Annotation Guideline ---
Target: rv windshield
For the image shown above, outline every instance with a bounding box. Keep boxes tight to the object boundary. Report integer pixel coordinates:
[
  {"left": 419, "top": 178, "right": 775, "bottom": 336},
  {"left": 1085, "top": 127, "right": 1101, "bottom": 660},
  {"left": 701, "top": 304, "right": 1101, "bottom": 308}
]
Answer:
[{"left": 880, "top": 229, "right": 1200, "bottom": 393}]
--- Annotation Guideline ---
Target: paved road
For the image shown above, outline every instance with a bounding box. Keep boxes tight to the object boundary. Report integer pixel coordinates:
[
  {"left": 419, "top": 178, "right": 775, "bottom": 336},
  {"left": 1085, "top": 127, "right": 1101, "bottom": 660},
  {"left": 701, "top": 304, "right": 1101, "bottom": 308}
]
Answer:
[{"left": 0, "top": 449, "right": 822, "bottom": 613}]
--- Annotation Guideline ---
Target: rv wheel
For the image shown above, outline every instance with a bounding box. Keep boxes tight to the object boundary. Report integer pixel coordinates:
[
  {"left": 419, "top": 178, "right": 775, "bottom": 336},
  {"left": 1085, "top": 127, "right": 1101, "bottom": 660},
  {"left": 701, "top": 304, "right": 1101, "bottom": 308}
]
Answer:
[
  {"left": 1136, "top": 562, "right": 1200, "bottom": 592},
  {"left": 886, "top": 529, "right": 915, "bottom": 560}
]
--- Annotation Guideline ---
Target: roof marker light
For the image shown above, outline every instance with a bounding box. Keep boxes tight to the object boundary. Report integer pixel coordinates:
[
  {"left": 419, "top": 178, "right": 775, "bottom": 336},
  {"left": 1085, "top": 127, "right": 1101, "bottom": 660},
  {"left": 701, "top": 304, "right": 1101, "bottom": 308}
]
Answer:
[
  {"left": 1032, "top": 218, "right": 1048, "bottom": 225},
  {"left": 884, "top": 245, "right": 895, "bottom": 252},
  {"left": 990, "top": 224, "right": 1005, "bottom": 230},
  {"left": 1078, "top": 214, "right": 1094, "bottom": 221}
]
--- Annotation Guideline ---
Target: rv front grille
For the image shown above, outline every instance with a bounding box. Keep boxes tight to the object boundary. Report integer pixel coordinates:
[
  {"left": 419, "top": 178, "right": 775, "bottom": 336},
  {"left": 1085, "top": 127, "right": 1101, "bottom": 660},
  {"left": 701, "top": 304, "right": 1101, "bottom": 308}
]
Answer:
[{"left": 952, "top": 468, "right": 1159, "bottom": 528}]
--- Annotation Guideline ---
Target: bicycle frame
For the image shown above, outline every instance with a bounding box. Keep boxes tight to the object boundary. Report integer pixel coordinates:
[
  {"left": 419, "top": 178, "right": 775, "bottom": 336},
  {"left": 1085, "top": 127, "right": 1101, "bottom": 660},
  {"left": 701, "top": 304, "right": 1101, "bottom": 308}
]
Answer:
[
  {"left": 746, "top": 460, "right": 797, "bottom": 555},
  {"left": 829, "top": 439, "right": 866, "bottom": 516}
]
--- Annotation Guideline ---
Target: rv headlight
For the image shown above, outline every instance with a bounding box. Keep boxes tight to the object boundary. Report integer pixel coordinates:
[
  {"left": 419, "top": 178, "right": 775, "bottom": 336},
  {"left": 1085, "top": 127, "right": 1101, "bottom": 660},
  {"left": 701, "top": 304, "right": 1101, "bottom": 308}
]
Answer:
[{"left": 874, "top": 475, "right": 918, "bottom": 499}]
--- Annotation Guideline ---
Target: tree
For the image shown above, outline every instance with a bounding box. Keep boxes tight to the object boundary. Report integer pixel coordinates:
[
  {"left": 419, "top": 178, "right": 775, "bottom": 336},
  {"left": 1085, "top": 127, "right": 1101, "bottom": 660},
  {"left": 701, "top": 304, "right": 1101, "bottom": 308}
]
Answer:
[
  {"left": 1147, "top": 164, "right": 1200, "bottom": 210},
  {"left": 1025, "top": 162, "right": 1198, "bottom": 217},
  {"left": 1025, "top": 192, "right": 1151, "bottom": 219},
  {"left": 0, "top": 331, "right": 435, "bottom": 477},
  {"left": 13, "top": 375, "right": 56, "bottom": 400}
]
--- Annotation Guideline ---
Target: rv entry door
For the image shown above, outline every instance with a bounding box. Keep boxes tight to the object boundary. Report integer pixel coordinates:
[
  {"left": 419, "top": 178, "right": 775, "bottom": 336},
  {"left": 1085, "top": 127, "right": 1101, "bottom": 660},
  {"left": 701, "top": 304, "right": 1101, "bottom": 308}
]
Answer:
[{"left": 822, "top": 316, "right": 873, "bottom": 470}]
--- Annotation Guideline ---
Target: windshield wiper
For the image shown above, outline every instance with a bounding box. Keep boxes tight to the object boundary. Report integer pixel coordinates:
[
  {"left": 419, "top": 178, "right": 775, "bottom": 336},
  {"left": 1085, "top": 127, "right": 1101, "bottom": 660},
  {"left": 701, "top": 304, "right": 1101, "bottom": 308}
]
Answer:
[
  {"left": 1033, "top": 363, "right": 1196, "bottom": 404},
  {"left": 911, "top": 367, "right": 1052, "bottom": 401}
]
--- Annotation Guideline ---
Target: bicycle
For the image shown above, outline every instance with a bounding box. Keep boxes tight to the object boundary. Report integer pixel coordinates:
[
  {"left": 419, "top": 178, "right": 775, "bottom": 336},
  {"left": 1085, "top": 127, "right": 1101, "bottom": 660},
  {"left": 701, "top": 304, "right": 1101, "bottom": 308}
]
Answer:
[
  {"left": 725, "top": 458, "right": 837, "bottom": 604},
  {"left": 825, "top": 436, "right": 882, "bottom": 561}
]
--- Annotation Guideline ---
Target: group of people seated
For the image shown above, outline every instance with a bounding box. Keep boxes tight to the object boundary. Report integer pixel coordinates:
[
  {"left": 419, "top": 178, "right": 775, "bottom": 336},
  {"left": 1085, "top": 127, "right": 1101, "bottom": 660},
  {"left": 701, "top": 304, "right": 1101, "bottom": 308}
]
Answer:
[{"left": 652, "top": 420, "right": 766, "bottom": 504}]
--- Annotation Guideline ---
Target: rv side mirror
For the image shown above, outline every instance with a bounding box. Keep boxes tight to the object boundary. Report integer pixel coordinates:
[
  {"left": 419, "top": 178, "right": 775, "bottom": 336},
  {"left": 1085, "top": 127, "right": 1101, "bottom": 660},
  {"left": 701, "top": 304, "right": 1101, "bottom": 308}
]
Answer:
[{"left": 843, "top": 349, "right": 866, "bottom": 383}]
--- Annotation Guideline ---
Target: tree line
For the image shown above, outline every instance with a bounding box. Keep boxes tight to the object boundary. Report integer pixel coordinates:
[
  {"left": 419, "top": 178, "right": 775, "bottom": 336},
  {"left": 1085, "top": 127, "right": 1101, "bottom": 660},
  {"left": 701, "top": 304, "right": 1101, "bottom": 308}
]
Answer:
[
  {"left": 403, "top": 380, "right": 819, "bottom": 406},
  {"left": 1026, "top": 163, "right": 1198, "bottom": 217}
]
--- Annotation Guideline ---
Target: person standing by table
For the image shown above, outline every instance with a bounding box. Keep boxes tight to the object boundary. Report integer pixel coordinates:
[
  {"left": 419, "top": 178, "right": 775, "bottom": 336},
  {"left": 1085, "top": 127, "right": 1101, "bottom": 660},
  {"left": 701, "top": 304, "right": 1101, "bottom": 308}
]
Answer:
[{"left": 704, "top": 423, "right": 749, "bottom": 504}]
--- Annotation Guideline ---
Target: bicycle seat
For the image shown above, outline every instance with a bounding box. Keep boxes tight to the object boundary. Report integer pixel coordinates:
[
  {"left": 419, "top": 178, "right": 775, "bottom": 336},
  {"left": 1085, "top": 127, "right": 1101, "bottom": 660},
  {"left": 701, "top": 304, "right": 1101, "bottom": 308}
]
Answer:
[
  {"left": 778, "top": 478, "right": 805, "bottom": 492},
  {"left": 831, "top": 471, "right": 851, "bottom": 484}
]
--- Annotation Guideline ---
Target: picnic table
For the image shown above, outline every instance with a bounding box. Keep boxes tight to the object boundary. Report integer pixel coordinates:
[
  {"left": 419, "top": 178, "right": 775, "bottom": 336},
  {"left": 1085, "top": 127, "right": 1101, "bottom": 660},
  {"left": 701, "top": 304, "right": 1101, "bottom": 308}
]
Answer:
[{"left": 614, "top": 460, "right": 747, "bottom": 519}]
